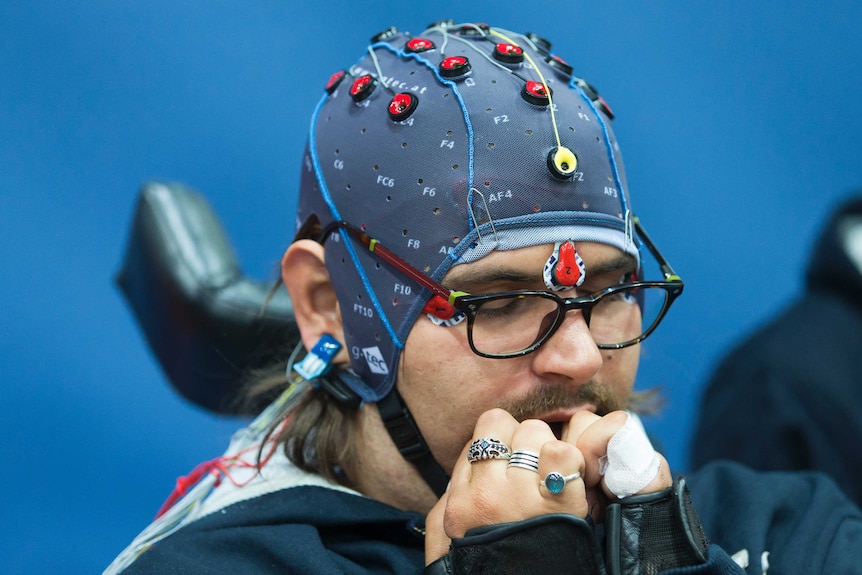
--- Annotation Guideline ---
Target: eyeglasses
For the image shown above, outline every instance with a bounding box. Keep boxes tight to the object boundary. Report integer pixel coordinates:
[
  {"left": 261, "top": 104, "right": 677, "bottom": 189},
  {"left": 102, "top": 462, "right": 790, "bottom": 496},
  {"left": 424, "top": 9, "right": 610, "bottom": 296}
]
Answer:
[{"left": 316, "top": 218, "right": 683, "bottom": 359}]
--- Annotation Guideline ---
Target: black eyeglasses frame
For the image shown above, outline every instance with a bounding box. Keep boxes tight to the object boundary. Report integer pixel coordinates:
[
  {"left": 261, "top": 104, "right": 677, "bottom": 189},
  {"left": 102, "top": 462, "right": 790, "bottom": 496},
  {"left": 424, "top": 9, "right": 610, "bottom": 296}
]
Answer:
[{"left": 316, "top": 217, "right": 683, "bottom": 358}]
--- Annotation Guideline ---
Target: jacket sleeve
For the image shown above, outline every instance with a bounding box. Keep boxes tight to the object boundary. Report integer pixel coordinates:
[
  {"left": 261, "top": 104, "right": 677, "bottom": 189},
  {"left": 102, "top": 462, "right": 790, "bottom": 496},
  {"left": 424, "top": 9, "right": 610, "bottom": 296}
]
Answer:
[
  {"left": 687, "top": 461, "right": 862, "bottom": 574},
  {"left": 426, "top": 478, "right": 751, "bottom": 575},
  {"left": 427, "top": 465, "right": 862, "bottom": 575},
  {"left": 113, "top": 488, "right": 427, "bottom": 574},
  {"left": 424, "top": 514, "right": 606, "bottom": 575}
]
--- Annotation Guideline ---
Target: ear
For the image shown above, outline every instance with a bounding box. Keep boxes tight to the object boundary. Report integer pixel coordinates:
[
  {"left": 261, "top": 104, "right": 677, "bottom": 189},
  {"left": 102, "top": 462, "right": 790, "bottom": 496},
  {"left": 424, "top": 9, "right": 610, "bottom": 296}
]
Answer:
[{"left": 281, "top": 240, "right": 349, "bottom": 364}]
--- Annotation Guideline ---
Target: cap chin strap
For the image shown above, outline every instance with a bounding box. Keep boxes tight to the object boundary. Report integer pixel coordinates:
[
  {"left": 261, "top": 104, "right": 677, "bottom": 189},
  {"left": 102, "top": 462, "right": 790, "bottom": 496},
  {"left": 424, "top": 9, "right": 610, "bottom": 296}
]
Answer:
[{"left": 377, "top": 388, "right": 450, "bottom": 497}]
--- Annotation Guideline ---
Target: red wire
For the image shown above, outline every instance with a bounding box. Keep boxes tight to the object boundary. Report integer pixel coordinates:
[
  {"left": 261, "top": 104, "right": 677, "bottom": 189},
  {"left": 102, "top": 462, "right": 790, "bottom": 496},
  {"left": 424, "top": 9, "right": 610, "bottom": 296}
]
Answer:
[
  {"left": 154, "top": 459, "right": 219, "bottom": 519},
  {"left": 154, "top": 418, "right": 289, "bottom": 519}
]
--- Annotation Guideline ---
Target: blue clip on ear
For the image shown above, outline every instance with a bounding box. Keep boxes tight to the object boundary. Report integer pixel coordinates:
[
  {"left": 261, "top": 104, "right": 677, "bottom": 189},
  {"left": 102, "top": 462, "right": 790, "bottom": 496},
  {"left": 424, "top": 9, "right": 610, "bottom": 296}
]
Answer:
[{"left": 293, "top": 334, "right": 343, "bottom": 380}]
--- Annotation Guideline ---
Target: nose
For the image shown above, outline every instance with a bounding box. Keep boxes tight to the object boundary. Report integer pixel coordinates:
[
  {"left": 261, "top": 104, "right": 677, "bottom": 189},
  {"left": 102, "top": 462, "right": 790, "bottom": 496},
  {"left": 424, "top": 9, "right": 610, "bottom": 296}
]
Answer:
[{"left": 529, "top": 308, "right": 603, "bottom": 383}]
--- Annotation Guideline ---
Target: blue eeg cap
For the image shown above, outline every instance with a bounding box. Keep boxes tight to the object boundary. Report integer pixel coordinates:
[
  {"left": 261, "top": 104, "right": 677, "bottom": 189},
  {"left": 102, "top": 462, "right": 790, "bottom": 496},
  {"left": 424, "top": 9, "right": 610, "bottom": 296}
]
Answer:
[{"left": 295, "top": 22, "right": 638, "bottom": 402}]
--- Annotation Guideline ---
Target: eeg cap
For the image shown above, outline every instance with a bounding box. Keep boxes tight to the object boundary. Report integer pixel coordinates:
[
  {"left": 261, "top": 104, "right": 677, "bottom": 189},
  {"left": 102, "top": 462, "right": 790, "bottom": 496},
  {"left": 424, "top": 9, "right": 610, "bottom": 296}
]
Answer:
[{"left": 296, "top": 21, "right": 637, "bottom": 402}]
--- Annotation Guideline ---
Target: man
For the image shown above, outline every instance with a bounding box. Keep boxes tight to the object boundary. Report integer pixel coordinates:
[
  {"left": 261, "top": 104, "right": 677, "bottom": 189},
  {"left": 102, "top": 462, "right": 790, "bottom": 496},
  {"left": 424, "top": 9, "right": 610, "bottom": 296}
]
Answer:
[
  {"left": 691, "top": 193, "right": 862, "bottom": 505},
  {"left": 106, "top": 21, "right": 861, "bottom": 574}
]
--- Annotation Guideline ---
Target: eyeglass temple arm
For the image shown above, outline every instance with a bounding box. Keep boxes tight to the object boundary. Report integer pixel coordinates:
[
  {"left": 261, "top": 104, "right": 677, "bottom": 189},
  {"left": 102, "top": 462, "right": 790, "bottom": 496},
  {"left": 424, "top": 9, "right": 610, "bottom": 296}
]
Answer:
[
  {"left": 317, "top": 219, "right": 681, "bottom": 316},
  {"left": 317, "top": 221, "right": 467, "bottom": 312},
  {"left": 633, "top": 217, "right": 682, "bottom": 282}
]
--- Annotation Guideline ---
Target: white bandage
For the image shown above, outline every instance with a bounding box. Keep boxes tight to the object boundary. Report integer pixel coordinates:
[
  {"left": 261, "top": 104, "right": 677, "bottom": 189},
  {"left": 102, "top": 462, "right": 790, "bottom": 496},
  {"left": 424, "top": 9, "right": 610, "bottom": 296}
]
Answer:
[{"left": 598, "top": 412, "right": 660, "bottom": 498}]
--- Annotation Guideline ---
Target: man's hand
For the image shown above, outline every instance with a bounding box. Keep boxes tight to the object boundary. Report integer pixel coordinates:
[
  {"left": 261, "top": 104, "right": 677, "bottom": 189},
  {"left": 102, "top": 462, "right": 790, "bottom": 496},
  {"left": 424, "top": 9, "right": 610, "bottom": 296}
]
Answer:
[
  {"left": 425, "top": 408, "right": 671, "bottom": 565},
  {"left": 564, "top": 410, "right": 671, "bottom": 517}
]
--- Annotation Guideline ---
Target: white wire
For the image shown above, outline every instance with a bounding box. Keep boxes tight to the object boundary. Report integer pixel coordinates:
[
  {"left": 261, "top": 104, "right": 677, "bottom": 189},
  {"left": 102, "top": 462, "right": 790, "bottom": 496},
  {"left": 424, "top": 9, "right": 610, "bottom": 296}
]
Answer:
[{"left": 103, "top": 359, "right": 310, "bottom": 574}]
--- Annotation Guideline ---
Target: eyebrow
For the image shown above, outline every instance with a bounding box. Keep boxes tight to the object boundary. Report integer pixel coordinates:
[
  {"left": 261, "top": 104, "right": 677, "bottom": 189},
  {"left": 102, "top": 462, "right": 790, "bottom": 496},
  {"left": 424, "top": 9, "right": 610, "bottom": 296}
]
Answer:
[
  {"left": 443, "top": 269, "right": 538, "bottom": 291},
  {"left": 443, "top": 253, "right": 638, "bottom": 291},
  {"left": 590, "top": 254, "right": 638, "bottom": 275}
]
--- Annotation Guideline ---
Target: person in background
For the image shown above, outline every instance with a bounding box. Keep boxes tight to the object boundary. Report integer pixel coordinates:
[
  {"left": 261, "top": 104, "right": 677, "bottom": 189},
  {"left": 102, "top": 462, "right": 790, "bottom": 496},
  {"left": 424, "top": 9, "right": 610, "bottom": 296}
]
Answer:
[
  {"left": 105, "top": 21, "right": 862, "bottom": 574},
  {"left": 690, "top": 193, "right": 862, "bottom": 505}
]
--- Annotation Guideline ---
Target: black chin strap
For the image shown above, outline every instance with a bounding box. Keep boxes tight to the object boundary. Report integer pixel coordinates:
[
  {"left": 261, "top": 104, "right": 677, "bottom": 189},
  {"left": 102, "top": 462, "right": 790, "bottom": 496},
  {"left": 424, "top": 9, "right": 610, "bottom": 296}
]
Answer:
[{"left": 377, "top": 388, "right": 450, "bottom": 497}]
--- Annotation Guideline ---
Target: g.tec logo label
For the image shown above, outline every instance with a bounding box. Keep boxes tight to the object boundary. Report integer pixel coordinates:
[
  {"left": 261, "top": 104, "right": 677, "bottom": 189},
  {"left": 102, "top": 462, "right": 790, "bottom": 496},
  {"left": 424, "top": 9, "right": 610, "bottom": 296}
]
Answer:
[{"left": 362, "top": 346, "right": 389, "bottom": 375}]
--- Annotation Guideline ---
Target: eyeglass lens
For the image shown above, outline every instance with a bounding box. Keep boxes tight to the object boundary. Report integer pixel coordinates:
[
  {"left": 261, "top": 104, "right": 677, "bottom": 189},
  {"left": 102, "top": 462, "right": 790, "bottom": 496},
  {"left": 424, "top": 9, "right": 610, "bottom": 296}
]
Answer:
[{"left": 468, "top": 285, "right": 669, "bottom": 355}]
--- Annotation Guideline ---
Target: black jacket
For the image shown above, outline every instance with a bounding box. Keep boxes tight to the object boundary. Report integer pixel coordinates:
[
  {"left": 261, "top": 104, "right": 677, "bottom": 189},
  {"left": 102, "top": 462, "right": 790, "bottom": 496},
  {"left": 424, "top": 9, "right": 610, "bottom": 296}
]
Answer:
[
  {"left": 690, "top": 194, "right": 862, "bottom": 505},
  {"left": 112, "top": 460, "right": 862, "bottom": 574}
]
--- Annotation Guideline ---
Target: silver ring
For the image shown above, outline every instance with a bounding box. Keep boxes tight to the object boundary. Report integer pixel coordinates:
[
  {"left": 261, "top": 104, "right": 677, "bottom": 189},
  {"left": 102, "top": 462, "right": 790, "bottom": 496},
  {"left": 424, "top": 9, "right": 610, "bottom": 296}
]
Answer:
[
  {"left": 542, "top": 471, "right": 582, "bottom": 494},
  {"left": 507, "top": 450, "right": 540, "bottom": 473},
  {"left": 467, "top": 437, "right": 512, "bottom": 462}
]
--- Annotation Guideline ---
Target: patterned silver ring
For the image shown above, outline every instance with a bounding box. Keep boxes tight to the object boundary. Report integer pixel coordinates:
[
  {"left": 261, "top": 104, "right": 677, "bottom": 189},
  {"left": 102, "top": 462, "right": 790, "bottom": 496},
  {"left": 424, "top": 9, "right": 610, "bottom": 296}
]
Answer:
[
  {"left": 507, "top": 450, "right": 540, "bottom": 473},
  {"left": 542, "top": 471, "right": 582, "bottom": 494},
  {"left": 467, "top": 437, "right": 512, "bottom": 462}
]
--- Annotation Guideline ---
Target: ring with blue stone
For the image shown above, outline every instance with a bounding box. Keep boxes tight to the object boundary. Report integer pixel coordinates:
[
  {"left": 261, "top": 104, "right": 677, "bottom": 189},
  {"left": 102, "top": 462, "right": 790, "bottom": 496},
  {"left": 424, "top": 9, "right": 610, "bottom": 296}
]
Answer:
[
  {"left": 542, "top": 471, "right": 582, "bottom": 494},
  {"left": 467, "top": 437, "right": 512, "bottom": 462}
]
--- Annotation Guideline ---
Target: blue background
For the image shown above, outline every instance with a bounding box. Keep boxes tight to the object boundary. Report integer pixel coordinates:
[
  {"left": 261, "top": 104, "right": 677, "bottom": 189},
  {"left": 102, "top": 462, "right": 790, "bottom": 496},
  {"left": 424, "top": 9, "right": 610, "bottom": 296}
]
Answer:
[{"left": 2, "top": 2, "right": 861, "bottom": 573}]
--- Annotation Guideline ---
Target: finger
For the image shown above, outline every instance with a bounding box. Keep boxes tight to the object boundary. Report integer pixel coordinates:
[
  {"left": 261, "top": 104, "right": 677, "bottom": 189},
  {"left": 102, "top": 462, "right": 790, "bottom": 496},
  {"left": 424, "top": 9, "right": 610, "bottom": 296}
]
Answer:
[
  {"left": 537, "top": 439, "right": 589, "bottom": 517},
  {"left": 559, "top": 411, "right": 607, "bottom": 518},
  {"left": 574, "top": 410, "right": 629, "bottom": 487},
  {"left": 578, "top": 411, "right": 670, "bottom": 499},
  {"left": 450, "top": 408, "right": 518, "bottom": 489},
  {"left": 561, "top": 410, "right": 601, "bottom": 445},
  {"left": 466, "top": 409, "right": 519, "bottom": 483},
  {"left": 444, "top": 409, "right": 519, "bottom": 536},
  {"left": 443, "top": 413, "right": 504, "bottom": 535},
  {"left": 425, "top": 491, "right": 451, "bottom": 565},
  {"left": 447, "top": 433, "right": 477, "bottom": 493},
  {"left": 640, "top": 451, "right": 673, "bottom": 495},
  {"left": 506, "top": 419, "right": 556, "bottom": 484}
]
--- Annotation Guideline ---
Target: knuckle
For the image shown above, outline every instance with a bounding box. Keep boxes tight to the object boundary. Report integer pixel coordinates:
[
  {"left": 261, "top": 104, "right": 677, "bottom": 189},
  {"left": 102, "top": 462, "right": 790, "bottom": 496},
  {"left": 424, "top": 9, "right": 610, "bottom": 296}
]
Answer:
[
  {"left": 604, "top": 410, "right": 629, "bottom": 426},
  {"left": 568, "top": 410, "right": 600, "bottom": 427},
  {"left": 475, "top": 408, "right": 514, "bottom": 428},
  {"left": 541, "top": 439, "right": 582, "bottom": 464},
  {"left": 517, "top": 418, "right": 552, "bottom": 435}
]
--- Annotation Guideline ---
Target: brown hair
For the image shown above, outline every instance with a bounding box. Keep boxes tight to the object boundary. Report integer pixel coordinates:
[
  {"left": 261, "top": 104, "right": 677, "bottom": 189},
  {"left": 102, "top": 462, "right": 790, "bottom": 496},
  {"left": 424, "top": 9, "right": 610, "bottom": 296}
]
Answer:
[{"left": 241, "top": 359, "right": 359, "bottom": 488}]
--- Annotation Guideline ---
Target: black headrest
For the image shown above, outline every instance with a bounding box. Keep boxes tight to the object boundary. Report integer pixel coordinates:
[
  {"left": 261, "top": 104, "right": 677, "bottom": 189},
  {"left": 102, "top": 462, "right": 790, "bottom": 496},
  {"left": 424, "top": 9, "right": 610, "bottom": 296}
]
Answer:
[{"left": 115, "top": 182, "right": 299, "bottom": 415}]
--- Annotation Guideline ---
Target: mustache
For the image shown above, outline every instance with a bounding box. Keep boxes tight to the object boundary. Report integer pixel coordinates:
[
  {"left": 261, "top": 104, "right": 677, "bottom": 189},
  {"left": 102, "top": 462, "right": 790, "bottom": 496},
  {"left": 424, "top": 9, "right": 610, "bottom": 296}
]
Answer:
[{"left": 496, "top": 380, "right": 625, "bottom": 421}]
